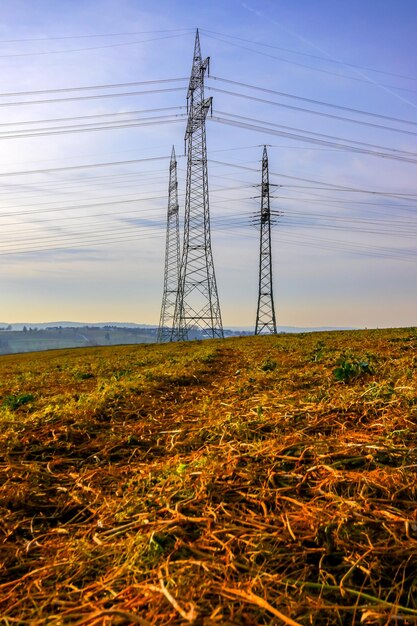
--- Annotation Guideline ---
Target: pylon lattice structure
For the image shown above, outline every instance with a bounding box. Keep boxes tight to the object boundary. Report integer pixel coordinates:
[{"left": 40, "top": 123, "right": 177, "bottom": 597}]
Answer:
[
  {"left": 255, "top": 146, "right": 278, "bottom": 335},
  {"left": 157, "top": 146, "right": 180, "bottom": 342},
  {"left": 171, "top": 30, "right": 223, "bottom": 341}
]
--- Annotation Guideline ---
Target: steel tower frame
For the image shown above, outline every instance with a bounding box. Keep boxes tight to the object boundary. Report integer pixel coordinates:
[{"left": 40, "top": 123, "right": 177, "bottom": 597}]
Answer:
[
  {"left": 171, "top": 30, "right": 223, "bottom": 341},
  {"left": 255, "top": 146, "right": 278, "bottom": 335},
  {"left": 157, "top": 146, "right": 180, "bottom": 342}
]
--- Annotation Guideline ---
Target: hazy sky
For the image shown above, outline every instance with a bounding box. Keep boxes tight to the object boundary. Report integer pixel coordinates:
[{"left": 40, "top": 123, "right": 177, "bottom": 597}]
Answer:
[{"left": 0, "top": 0, "right": 415, "bottom": 328}]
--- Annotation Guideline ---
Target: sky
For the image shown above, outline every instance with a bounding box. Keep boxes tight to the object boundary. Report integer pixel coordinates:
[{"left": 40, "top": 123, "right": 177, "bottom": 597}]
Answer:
[{"left": 0, "top": 0, "right": 415, "bottom": 328}]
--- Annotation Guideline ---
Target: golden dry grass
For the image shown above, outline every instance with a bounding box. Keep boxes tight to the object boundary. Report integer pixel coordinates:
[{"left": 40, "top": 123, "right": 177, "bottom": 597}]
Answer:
[{"left": 1, "top": 328, "right": 417, "bottom": 625}]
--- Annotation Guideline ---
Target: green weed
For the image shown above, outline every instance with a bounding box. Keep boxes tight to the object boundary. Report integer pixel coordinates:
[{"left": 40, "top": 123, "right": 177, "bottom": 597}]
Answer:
[
  {"left": 259, "top": 358, "right": 277, "bottom": 371},
  {"left": 333, "top": 353, "right": 373, "bottom": 383},
  {"left": 74, "top": 371, "right": 95, "bottom": 380},
  {"left": 2, "top": 393, "right": 34, "bottom": 410}
]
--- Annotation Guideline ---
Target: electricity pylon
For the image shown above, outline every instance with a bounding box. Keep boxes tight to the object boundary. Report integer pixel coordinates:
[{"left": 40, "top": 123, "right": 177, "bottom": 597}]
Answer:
[
  {"left": 157, "top": 146, "right": 180, "bottom": 342},
  {"left": 255, "top": 146, "right": 278, "bottom": 335},
  {"left": 171, "top": 29, "right": 223, "bottom": 341}
]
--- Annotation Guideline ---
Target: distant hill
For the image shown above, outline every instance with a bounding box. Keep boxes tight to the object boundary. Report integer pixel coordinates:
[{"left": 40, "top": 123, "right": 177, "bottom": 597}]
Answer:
[
  {"left": 0, "top": 321, "right": 150, "bottom": 330},
  {"left": 0, "top": 321, "right": 357, "bottom": 332},
  {"left": 0, "top": 321, "right": 363, "bottom": 356},
  {"left": 0, "top": 325, "right": 157, "bottom": 355}
]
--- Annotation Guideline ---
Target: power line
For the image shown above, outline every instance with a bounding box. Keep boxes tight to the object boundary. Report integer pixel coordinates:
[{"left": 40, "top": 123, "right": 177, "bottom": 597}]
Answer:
[
  {"left": 1, "top": 216, "right": 415, "bottom": 263},
  {"left": 274, "top": 192, "right": 417, "bottom": 214},
  {"left": 275, "top": 230, "right": 417, "bottom": 261},
  {"left": 0, "top": 86, "right": 185, "bottom": 108},
  {"left": 202, "top": 29, "right": 417, "bottom": 83},
  {"left": 0, "top": 231, "right": 165, "bottom": 257},
  {"left": 0, "top": 195, "right": 167, "bottom": 218},
  {"left": 229, "top": 228, "right": 417, "bottom": 263},
  {"left": 0, "top": 105, "right": 185, "bottom": 128},
  {"left": 2, "top": 197, "right": 415, "bottom": 260},
  {"left": 0, "top": 113, "right": 186, "bottom": 140},
  {"left": 0, "top": 191, "right": 167, "bottom": 216},
  {"left": 0, "top": 28, "right": 194, "bottom": 44},
  {"left": 1, "top": 180, "right": 413, "bottom": 252},
  {"left": 208, "top": 159, "right": 417, "bottom": 198},
  {"left": 0, "top": 212, "right": 247, "bottom": 252},
  {"left": 281, "top": 212, "right": 417, "bottom": 236},
  {"left": 208, "top": 86, "right": 417, "bottom": 137},
  {"left": 211, "top": 114, "right": 417, "bottom": 164},
  {"left": 0, "top": 155, "right": 177, "bottom": 178},
  {"left": 0, "top": 184, "right": 250, "bottom": 219},
  {"left": 204, "top": 33, "right": 417, "bottom": 96},
  {"left": 2, "top": 212, "right": 251, "bottom": 240},
  {"left": 0, "top": 77, "right": 187, "bottom": 98},
  {"left": 0, "top": 32, "right": 188, "bottom": 59},
  {"left": 209, "top": 76, "right": 417, "bottom": 127},
  {"left": 0, "top": 168, "right": 170, "bottom": 197}
]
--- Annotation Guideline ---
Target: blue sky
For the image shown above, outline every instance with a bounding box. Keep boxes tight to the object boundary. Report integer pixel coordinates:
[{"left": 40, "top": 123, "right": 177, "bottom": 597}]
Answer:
[{"left": 0, "top": 0, "right": 415, "bottom": 327}]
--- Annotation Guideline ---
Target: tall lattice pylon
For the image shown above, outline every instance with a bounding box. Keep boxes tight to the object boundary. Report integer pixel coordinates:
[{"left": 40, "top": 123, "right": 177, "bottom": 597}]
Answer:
[
  {"left": 157, "top": 146, "right": 180, "bottom": 342},
  {"left": 171, "top": 29, "right": 223, "bottom": 341},
  {"left": 255, "top": 146, "right": 278, "bottom": 335}
]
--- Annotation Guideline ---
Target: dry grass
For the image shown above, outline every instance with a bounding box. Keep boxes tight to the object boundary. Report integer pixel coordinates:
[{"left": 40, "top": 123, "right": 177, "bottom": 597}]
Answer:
[{"left": 1, "top": 328, "right": 417, "bottom": 625}]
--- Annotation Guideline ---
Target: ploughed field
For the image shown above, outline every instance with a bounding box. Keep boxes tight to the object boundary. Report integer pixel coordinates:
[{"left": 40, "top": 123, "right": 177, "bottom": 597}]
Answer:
[{"left": 1, "top": 328, "right": 416, "bottom": 625}]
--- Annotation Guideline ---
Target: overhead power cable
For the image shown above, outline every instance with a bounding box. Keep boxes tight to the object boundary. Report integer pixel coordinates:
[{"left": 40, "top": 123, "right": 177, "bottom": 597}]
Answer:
[
  {"left": 211, "top": 113, "right": 417, "bottom": 164},
  {"left": 0, "top": 190, "right": 168, "bottom": 215},
  {"left": 0, "top": 77, "right": 187, "bottom": 98},
  {"left": 0, "top": 32, "right": 188, "bottom": 59},
  {"left": 0, "top": 28, "right": 194, "bottom": 44},
  {"left": 208, "top": 86, "right": 417, "bottom": 137},
  {"left": 1, "top": 223, "right": 165, "bottom": 247},
  {"left": 0, "top": 195, "right": 167, "bottom": 218},
  {"left": 0, "top": 184, "right": 250, "bottom": 218},
  {"left": 2, "top": 221, "right": 415, "bottom": 263},
  {"left": 0, "top": 106, "right": 186, "bottom": 128},
  {"left": 0, "top": 209, "right": 406, "bottom": 247},
  {"left": 208, "top": 159, "right": 417, "bottom": 198},
  {"left": 209, "top": 76, "right": 417, "bottom": 127},
  {"left": 0, "top": 205, "right": 167, "bottom": 229},
  {"left": 274, "top": 194, "right": 417, "bottom": 216},
  {"left": 0, "top": 171, "right": 169, "bottom": 202},
  {"left": 275, "top": 230, "right": 417, "bottom": 261},
  {"left": 0, "top": 231, "right": 165, "bottom": 257},
  {"left": 204, "top": 33, "right": 417, "bottom": 95},
  {"left": 0, "top": 155, "right": 177, "bottom": 178},
  {"left": 284, "top": 208, "right": 417, "bottom": 229},
  {"left": 0, "top": 86, "right": 185, "bottom": 108},
  {"left": 202, "top": 29, "right": 417, "bottom": 83},
  {"left": 242, "top": 207, "right": 417, "bottom": 236},
  {"left": 0, "top": 191, "right": 413, "bottom": 262},
  {"left": 240, "top": 229, "right": 417, "bottom": 262},
  {"left": 0, "top": 165, "right": 172, "bottom": 191},
  {"left": 0, "top": 113, "right": 186, "bottom": 140},
  {"left": 0, "top": 213, "right": 247, "bottom": 252},
  {"left": 1, "top": 213, "right": 247, "bottom": 248},
  {"left": 0, "top": 169, "right": 242, "bottom": 203},
  {"left": 215, "top": 110, "right": 417, "bottom": 156}
]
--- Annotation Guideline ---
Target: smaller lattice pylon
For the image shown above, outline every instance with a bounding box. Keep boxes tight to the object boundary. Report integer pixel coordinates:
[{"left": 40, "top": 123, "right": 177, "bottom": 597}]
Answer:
[
  {"left": 254, "top": 146, "right": 281, "bottom": 335},
  {"left": 157, "top": 146, "right": 180, "bottom": 342}
]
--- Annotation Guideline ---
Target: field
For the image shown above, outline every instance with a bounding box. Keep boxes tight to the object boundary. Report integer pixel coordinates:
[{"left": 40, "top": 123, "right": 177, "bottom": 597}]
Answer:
[{"left": 1, "top": 328, "right": 416, "bottom": 625}]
